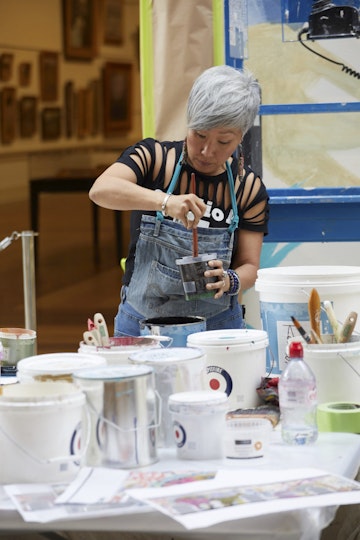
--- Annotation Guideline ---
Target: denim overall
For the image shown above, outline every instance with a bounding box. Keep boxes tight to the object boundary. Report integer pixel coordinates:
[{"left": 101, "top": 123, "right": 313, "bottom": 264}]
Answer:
[{"left": 115, "top": 154, "right": 244, "bottom": 336}]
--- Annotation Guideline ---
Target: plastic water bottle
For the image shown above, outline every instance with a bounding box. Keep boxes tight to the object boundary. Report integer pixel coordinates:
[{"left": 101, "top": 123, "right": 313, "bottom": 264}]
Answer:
[{"left": 278, "top": 340, "right": 318, "bottom": 445}]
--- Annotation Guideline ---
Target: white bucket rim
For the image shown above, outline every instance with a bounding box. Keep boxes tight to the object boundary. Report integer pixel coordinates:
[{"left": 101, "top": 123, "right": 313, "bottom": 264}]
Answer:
[
  {"left": 0, "top": 381, "right": 85, "bottom": 408},
  {"left": 73, "top": 364, "right": 154, "bottom": 381},
  {"left": 128, "top": 346, "right": 205, "bottom": 365},
  {"left": 169, "top": 391, "right": 228, "bottom": 413},
  {"left": 187, "top": 329, "right": 269, "bottom": 347},
  {"left": 17, "top": 352, "right": 106, "bottom": 375},
  {"left": 256, "top": 266, "right": 360, "bottom": 289}
]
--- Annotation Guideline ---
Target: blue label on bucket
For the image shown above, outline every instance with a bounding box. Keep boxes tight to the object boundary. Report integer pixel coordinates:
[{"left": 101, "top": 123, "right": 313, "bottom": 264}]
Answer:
[{"left": 260, "top": 301, "right": 330, "bottom": 374}]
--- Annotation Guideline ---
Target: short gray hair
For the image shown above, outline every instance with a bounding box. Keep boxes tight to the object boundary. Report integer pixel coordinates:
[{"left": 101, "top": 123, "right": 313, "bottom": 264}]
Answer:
[{"left": 187, "top": 65, "right": 261, "bottom": 135}]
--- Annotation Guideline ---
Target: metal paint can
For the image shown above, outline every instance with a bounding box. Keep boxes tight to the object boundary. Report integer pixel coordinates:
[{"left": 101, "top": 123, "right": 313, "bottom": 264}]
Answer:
[
  {"left": 0, "top": 327, "right": 37, "bottom": 375},
  {"left": 73, "top": 364, "right": 159, "bottom": 468}
]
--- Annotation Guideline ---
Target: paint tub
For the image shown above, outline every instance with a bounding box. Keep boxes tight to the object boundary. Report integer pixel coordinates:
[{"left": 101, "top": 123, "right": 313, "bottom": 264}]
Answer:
[
  {"left": 73, "top": 365, "right": 160, "bottom": 468},
  {"left": 17, "top": 352, "right": 107, "bottom": 382},
  {"left": 0, "top": 381, "right": 87, "bottom": 484},
  {"left": 129, "top": 347, "right": 206, "bottom": 448},
  {"left": 0, "top": 328, "right": 37, "bottom": 375},
  {"left": 303, "top": 335, "right": 360, "bottom": 404},
  {"left": 224, "top": 418, "right": 273, "bottom": 459},
  {"left": 255, "top": 266, "right": 360, "bottom": 374},
  {"left": 140, "top": 316, "right": 206, "bottom": 347},
  {"left": 78, "top": 336, "right": 163, "bottom": 365},
  {"left": 175, "top": 252, "right": 217, "bottom": 300},
  {"left": 16, "top": 352, "right": 107, "bottom": 467},
  {"left": 187, "top": 329, "right": 269, "bottom": 410},
  {"left": 168, "top": 391, "right": 228, "bottom": 460}
]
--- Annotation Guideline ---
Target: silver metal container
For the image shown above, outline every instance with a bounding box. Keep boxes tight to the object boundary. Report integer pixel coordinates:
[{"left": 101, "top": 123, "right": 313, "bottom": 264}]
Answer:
[{"left": 73, "top": 365, "right": 159, "bottom": 468}]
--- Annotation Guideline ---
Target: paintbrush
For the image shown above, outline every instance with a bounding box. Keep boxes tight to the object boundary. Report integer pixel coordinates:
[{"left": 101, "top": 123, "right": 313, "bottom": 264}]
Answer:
[
  {"left": 190, "top": 173, "right": 198, "bottom": 257},
  {"left": 308, "top": 288, "right": 322, "bottom": 343},
  {"left": 324, "top": 300, "right": 341, "bottom": 342},
  {"left": 338, "top": 311, "right": 358, "bottom": 343},
  {"left": 291, "top": 316, "right": 312, "bottom": 344}
]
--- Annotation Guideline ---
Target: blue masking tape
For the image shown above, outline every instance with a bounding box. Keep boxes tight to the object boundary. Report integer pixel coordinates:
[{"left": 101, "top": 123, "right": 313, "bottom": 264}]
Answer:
[{"left": 317, "top": 402, "right": 360, "bottom": 434}]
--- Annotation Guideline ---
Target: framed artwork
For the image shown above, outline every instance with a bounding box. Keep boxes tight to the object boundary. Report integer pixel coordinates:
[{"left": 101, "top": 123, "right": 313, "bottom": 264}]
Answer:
[
  {"left": 18, "top": 62, "right": 32, "bottom": 87},
  {"left": 103, "top": 0, "right": 123, "bottom": 45},
  {"left": 64, "top": 80, "right": 76, "bottom": 138},
  {"left": 77, "top": 88, "right": 88, "bottom": 138},
  {"left": 39, "top": 51, "right": 59, "bottom": 101},
  {"left": 19, "top": 96, "right": 37, "bottom": 138},
  {"left": 102, "top": 62, "right": 132, "bottom": 136},
  {"left": 63, "top": 0, "right": 97, "bottom": 60},
  {"left": 41, "top": 107, "right": 62, "bottom": 140},
  {"left": 0, "top": 87, "right": 16, "bottom": 144},
  {"left": 0, "top": 53, "right": 14, "bottom": 82}
]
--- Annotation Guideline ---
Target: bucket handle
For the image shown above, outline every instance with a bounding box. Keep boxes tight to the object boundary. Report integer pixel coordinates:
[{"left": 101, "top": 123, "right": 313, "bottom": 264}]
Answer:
[
  {"left": 337, "top": 352, "right": 360, "bottom": 379},
  {"left": 0, "top": 404, "right": 91, "bottom": 465},
  {"left": 86, "top": 389, "right": 162, "bottom": 433}
]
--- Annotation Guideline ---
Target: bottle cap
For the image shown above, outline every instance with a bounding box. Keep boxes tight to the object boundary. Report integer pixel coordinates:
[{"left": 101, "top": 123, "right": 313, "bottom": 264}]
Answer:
[{"left": 289, "top": 340, "right": 303, "bottom": 358}]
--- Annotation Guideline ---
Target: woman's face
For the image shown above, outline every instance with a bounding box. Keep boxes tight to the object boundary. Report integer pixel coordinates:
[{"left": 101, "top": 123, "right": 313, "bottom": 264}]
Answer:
[{"left": 186, "top": 127, "right": 242, "bottom": 176}]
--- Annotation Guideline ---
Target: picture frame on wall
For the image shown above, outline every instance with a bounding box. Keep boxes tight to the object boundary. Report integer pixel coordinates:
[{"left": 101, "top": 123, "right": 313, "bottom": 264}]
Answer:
[
  {"left": 64, "top": 80, "right": 76, "bottom": 138},
  {"left": 18, "top": 62, "right": 32, "bottom": 87},
  {"left": 0, "top": 87, "right": 16, "bottom": 144},
  {"left": 41, "top": 107, "right": 62, "bottom": 140},
  {"left": 0, "top": 54, "right": 14, "bottom": 82},
  {"left": 103, "top": 62, "right": 132, "bottom": 136},
  {"left": 103, "top": 0, "right": 123, "bottom": 45},
  {"left": 39, "top": 51, "right": 59, "bottom": 101},
  {"left": 19, "top": 96, "right": 37, "bottom": 138},
  {"left": 63, "top": 0, "right": 97, "bottom": 60}
]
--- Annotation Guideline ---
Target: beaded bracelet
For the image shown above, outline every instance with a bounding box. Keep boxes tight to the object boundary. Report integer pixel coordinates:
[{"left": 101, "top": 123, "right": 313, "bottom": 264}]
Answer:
[{"left": 226, "top": 269, "right": 241, "bottom": 296}]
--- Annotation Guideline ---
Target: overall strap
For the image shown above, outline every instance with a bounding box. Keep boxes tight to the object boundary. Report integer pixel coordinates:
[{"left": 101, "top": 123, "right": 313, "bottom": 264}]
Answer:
[
  {"left": 156, "top": 150, "right": 239, "bottom": 233},
  {"left": 156, "top": 151, "right": 184, "bottom": 222}
]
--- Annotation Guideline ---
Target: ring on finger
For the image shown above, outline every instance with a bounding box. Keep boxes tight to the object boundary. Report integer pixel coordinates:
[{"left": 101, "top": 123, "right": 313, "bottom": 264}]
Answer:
[
  {"left": 221, "top": 270, "right": 227, "bottom": 279},
  {"left": 186, "top": 210, "right": 195, "bottom": 221}
]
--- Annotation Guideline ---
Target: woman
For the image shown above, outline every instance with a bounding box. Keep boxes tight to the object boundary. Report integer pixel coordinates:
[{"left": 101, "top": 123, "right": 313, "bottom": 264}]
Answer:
[{"left": 89, "top": 65, "right": 269, "bottom": 336}]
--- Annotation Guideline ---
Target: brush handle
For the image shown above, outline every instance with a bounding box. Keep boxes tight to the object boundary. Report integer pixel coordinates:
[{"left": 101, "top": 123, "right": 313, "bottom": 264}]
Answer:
[
  {"left": 324, "top": 300, "right": 341, "bottom": 342},
  {"left": 338, "top": 311, "right": 358, "bottom": 343}
]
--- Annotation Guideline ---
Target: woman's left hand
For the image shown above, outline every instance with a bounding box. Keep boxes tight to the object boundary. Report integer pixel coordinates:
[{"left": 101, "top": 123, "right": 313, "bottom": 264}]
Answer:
[{"left": 204, "top": 259, "right": 229, "bottom": 299}]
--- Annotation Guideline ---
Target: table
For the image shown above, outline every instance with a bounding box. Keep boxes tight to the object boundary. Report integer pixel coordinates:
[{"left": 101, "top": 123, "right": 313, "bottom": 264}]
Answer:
[
  {"left": 29, "top": 176, "right": 123, "bottom": 264},
  {"left": 0, "top": 431, "right": 359, "bottom": 539}
]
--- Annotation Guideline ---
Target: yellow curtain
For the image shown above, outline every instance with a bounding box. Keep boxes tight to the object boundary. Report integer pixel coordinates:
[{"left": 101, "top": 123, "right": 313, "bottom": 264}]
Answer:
[{"left": 139, "top": 0, "right": 225, "bottom": 140}]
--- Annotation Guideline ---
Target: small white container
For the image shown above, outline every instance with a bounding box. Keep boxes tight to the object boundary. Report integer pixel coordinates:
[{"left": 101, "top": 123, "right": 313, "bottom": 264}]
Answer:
[
  {"left": 168, "top": 391, "right": 228, "bottom": 460},
  {"left": 225, "top": 417, "right": 273, "bottom": 459}
]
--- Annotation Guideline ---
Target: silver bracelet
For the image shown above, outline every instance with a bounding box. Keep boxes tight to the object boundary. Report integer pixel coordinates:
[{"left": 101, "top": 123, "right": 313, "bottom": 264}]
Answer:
[{"left": 161, "top": 193, "right": 172, "bottom": 216}]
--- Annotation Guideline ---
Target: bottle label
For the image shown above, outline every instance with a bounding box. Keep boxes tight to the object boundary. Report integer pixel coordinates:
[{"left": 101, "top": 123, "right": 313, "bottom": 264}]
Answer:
[{"left": 281, "top": 385, "right": 317, "bottom": 407}]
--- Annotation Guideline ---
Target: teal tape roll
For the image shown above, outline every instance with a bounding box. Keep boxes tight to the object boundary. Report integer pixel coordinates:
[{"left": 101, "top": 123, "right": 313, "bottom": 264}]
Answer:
[{"left": 317, "top": 402, "right": 360, "bottom": 434}]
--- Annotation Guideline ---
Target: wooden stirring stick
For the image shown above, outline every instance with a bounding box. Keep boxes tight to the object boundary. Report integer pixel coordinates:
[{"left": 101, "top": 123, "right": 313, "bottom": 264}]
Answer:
[
  {"left": 190, "top": 173, "right": 198, "bottom": 257},
  {"left": 308, "top": 288, "right": 322, "bottom": 342}
]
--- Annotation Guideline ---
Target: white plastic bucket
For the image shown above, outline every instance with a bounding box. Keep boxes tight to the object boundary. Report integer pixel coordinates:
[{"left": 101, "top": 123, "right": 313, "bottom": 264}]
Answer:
[
  {"left": 304, "top": 336, "right": 360, "bottom": 404},
  {"left": 187, "top": 329, "right": 269, "bottom": 411},
  {"left": 255, "top": 265, "right": 360, "bottom": 374},
  {"left": 78, "top": 336, "right": 163, "bottom": 365},
  {"left": 129, "top": 346, "right": 206, "bottom": 448},
  {"left": 17, "top": 352, "right": 107, "bottom": 382},
  {"left": 73, "top": 365, "right": 160, "bottom": 468},
  {"left": 16, "top": 352, "right": 107, "bottom": 467},
  {"left": 168, "top": 391, "right": 228, "bottom": 460},
  {"left": 0, "top": 381, "right": 87, "bottom": 484}
]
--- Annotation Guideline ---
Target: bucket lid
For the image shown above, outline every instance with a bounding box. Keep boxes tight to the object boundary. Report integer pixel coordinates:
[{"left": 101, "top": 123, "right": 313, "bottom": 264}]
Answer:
[
  {"left": 73, "top": 364, "right": 153, "bottom": 381},
  {"left": 256, "top": 266, "right": 360, "bottom": 288},
  {"left": 79, "top": 336, "right": 161, "bottom": 354},
  {"left": 169, "top": 391, "right": 228, "bottom": 413},
  {"left": 17, "top": 352, "right": 106, "bottom": 375},
  {"left": 129, "top": 346, "right": 204, "bottom": 365},
  {"left": 0, "top": 381, "right": 85, "bottom": 407},
  {"left": 187, "top": 329, "right": 268, "bottom": 347},
  {"left": 0, "top": 327, "right": 36, "bottom": 339}
]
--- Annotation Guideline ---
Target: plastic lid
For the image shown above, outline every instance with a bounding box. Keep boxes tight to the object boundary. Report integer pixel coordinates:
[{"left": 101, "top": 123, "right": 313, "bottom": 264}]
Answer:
[
  {"left": 73, "top": 364, "right": 153, "bottom": 381},
  {"left": 129, "top": 346, "right": 204, "bottom": 365},
  {"left": 289, "top": 341, "right": 303, "bottom": 358},
  {"left": 169, "top": 390, "right": 228, "bottom": 407},
  {"left": 187, "top": 329, "right": 268, "bottom": 346},
  {"left": 17, "top": 353, "right": 106, "bottom": 375}
]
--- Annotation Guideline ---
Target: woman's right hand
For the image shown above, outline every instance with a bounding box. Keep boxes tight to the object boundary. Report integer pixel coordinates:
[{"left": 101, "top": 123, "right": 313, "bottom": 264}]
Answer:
[{"left": 165, "top": 193, "right": 206, "bottom": 229}]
